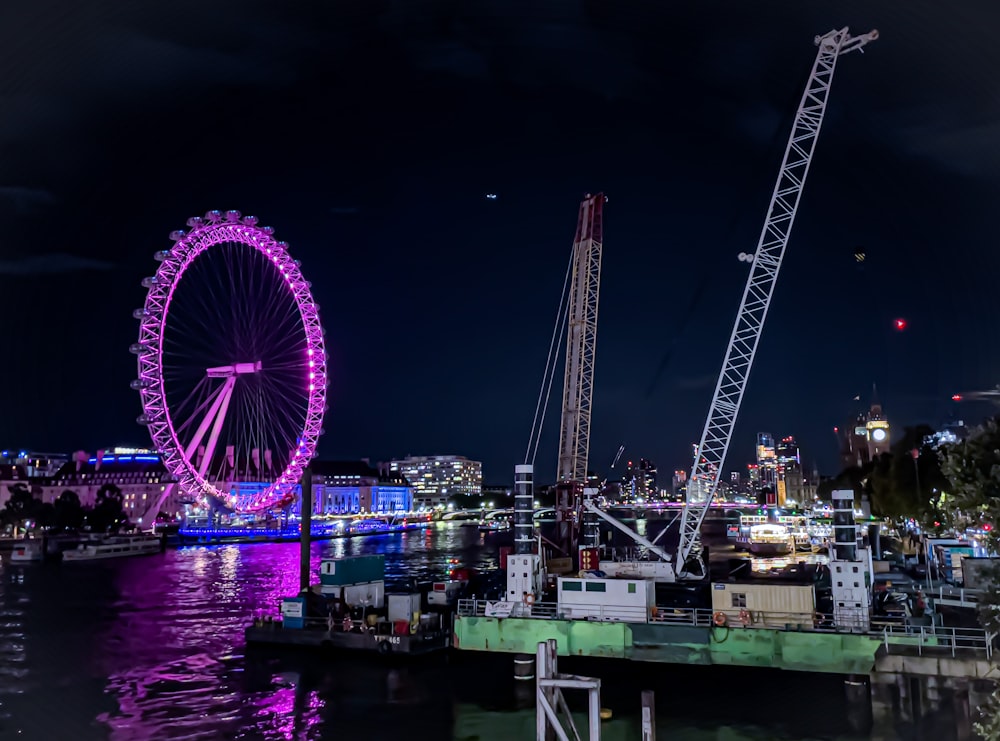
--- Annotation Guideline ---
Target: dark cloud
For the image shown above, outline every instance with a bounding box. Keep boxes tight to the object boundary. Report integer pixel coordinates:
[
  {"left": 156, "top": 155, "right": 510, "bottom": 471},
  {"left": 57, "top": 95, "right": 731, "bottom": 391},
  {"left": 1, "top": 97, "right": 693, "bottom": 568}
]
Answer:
[
  {"left": 0, "top": 253, "right": 115, "bottom": 275},
  {"left": 0, "top": 186, "right": 56, "bottom": 213}
]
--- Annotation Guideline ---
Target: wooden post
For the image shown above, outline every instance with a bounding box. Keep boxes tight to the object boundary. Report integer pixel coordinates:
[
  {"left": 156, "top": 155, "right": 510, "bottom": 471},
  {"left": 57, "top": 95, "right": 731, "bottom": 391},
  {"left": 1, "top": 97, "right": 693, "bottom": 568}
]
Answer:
[
  {"left": 299, "top": 466, "right": 312, "bottom": 594},
  {"left": 640, "top": 690, "right": 656, "bottom": 741}
]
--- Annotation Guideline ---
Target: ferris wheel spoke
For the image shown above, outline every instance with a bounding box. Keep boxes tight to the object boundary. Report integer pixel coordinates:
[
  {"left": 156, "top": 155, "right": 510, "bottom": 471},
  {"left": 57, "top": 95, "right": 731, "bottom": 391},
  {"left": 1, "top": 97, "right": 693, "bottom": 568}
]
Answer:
[
  {"left": 254, "top": 300, "right": 305, "bottom": 356},
  {"left": 170, "top": 377, "right": 215, "bottom": 438}
]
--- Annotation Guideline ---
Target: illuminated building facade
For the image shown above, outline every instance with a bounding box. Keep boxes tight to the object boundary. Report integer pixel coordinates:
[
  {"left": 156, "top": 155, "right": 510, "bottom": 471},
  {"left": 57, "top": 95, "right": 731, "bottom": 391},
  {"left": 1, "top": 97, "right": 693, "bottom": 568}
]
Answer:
[
  {"left": 283, "top": 460, "right": 413, "bottom": 516},
  {"left": 0, "top": 450, "right": 69, "bottom": 478},
  {"left": 388, "top": 455, "right": 482, "bottom": 509},
  {"left": 621, "top": 458, "right": 657, "bottom": 502},
  {"left": 671, "top": 470, "right": 686, "bottom": 501},
  {"left": 775, "top": 436, "right": 805, "bottom": 506},
  {"left": 756, "top": 432, "right": 777, "bottom": 492},
  {"left": 39, "top": 449, "right": 181, "bottom": 523}
]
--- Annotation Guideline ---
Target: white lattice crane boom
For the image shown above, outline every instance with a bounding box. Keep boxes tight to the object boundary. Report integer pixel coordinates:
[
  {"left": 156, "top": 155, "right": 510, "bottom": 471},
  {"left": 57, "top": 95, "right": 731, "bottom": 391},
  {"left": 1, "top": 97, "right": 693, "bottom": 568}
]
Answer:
[
  {"left": 557, "top": 194, "right": 605, "bottom": 483},
  {"left": 674, "top": 28, "right": 878, "bottom": 575},
  {"left": 676, "top": 27, "right": 878, "bottom": 576}
]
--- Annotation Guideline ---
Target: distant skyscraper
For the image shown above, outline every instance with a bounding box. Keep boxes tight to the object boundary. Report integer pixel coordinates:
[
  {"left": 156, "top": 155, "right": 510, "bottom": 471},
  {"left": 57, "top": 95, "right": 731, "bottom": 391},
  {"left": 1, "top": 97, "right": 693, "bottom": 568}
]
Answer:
[
  {"left": 622, "top": 458, "right": 657, "bottom": 501},
  {"left": 388, "top": 455, "right": 482, "bottom": 509},
  {"left": 756, "top": 433, "right": 777, "bottom": 488},
  {"left": 775, "top": 436, "right": 805, "bottom": 506},
  {"left": 671, "top": 469, "right": 687, "bottom": 501}
]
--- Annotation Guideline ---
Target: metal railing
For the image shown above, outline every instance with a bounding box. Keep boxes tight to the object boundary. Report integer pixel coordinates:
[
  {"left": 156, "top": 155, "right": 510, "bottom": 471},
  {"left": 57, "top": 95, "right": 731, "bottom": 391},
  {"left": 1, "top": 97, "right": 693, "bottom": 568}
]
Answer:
[
  {"left": 648, "top": 607, "right": 821, "bottom": 629},
  {"left": 457, "top": 600, "right": 823, "bottom": 629},
  {"left": 881, "top": 624, "right": 996, "bottom": 659},
  {"left": 926, "top": 586, "right": 985, "bottom": 605},
  {"left": 456, "top": 599, "right": 999, "bottom": 655}
]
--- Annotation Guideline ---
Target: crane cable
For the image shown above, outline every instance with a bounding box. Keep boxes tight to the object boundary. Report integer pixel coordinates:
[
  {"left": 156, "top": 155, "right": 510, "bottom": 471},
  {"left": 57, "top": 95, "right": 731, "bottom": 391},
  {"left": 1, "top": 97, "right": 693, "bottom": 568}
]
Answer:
[{"left": 525, "top": 243, "right": 575, "bottom": 467}]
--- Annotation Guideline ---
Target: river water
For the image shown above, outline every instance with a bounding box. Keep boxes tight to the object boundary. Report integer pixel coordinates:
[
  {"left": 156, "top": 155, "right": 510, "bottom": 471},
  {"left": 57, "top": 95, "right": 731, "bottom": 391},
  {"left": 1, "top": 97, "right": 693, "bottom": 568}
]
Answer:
[{"left": 0, "top": 523, "right": 960, "bottom": 739}]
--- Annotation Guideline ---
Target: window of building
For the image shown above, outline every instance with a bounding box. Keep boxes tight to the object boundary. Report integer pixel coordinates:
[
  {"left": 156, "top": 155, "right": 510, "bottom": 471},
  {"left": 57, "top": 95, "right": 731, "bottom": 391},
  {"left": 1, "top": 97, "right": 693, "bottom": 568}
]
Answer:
[
  {"left": 731, "top": 593, "right": 747, "bottom": 608},
  {"left": 563, "top": 581, "right": 583, "bottom": 592},
  {"left": 585, "top": 582, "right": 606, "bottom": 593},
  {"left": 627, "top": 583, "right": 636, "bottom": 594}
]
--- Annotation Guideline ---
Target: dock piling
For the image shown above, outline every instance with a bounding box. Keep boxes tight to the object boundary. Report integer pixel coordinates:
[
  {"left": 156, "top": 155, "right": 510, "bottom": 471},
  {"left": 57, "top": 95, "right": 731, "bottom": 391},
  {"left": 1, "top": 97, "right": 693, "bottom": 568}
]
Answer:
[
  {"left": 299, "top": 466, "right": 312, "bottom": 594},
  {"left": 640, "top": 690, "right": 655, "bottom": 741}
]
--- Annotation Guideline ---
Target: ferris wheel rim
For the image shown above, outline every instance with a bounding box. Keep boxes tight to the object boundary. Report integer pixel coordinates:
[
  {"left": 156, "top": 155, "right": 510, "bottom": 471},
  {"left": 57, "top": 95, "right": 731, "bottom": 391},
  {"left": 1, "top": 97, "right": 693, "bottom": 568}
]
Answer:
[{"left": 133, "top": 211, "right": 327, "bottom": 512}]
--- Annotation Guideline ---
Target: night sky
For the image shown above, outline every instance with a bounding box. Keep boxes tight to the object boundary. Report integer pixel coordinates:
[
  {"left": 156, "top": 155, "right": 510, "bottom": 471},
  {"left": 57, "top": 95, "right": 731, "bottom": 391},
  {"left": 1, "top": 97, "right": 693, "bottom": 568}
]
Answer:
[{"left": 1, "top": 1, "right": 998, "bottom": 485}]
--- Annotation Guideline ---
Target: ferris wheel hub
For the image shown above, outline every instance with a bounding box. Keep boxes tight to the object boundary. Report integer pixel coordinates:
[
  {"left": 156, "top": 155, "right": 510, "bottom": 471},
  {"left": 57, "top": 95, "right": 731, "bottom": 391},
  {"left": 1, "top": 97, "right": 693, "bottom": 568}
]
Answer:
[{"left": 206, "top": 361, "right": 263, "bottom": 377}]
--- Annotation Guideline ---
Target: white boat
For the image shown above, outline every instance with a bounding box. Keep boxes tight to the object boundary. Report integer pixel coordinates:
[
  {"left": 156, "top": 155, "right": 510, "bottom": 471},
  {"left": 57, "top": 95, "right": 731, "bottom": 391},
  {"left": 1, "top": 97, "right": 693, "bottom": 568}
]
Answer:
[
  {"left": 62, "top": 534, "right": 163, "bottom": 562},
  {"left": 9, "top": 540, "right": 44, "bottom": 562},
  {"left": 746, "top": 524, "right": 794, "bottom": 556}
]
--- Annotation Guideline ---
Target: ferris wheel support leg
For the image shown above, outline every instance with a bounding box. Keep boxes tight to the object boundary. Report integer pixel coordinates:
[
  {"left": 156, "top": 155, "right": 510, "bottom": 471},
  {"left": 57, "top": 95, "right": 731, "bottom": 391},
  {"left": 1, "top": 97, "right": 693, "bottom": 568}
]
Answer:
[
  {"left": 183, "top": 380, "right": 234, "bottom": 465},
  {"left": 196, "top": 376, "right": 237, "bottom": 482},
  {"left": 139, "top": 380, "right": 234, "bottom": 525},
  {"left": 140, "top": 482, "right": 176, "bottom": 528}
]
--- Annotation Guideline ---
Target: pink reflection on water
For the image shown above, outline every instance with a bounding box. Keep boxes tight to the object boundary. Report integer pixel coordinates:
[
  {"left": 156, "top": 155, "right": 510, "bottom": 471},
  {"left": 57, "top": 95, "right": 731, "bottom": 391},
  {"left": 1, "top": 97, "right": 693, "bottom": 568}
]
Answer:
[{"left": 90, "top": 525, "right": 504, "bottom": 738}]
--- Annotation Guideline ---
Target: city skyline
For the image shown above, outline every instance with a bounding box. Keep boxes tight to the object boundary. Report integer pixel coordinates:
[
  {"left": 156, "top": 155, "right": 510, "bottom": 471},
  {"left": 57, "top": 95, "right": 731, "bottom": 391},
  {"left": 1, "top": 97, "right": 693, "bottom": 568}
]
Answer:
[{"left": 1, "top": 2, "right": 998, "bottom": 486}]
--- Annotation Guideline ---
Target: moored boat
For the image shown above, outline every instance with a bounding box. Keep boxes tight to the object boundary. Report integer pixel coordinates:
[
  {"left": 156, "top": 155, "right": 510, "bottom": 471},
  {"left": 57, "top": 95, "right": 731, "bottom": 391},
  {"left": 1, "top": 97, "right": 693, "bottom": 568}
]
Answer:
[
  {"left": 8, "top": 539, "right": 44, "bottom": 563},
  {"left": 62, "top": 534, "right": 163, "bottom": 561},
  {"left": 746, "top": 523, "right": 794, "bottom": 556}
]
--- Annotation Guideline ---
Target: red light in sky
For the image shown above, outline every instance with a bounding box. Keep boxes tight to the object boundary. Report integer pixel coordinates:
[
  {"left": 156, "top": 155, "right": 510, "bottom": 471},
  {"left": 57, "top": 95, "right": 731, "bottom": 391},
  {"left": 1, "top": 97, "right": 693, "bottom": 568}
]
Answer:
[
  {"left": 894, "top": 318, "right": 907, "bottom": 331},
  {"left": 952, "top": 394, "right": 962, "bottom": 402}
]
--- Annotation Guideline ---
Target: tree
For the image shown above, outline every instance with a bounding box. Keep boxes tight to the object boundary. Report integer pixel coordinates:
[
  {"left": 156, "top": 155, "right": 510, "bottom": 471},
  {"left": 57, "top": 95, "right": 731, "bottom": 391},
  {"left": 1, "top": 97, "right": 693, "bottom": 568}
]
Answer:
[
  {"left": 817, "top": 464, "right": 869, "bottom": 502},
  {"left": 865, "top": 425, "right": 950, "bottom": 526},
  {"left": 87, "top": 483, "right": 128, "bottom": 533},
  {"left": 2, "top": 483, "right": 39, "bottom": 531},
  {"left": 54, "top": 490, "right": 85, "bottom": 531},
  {"left": 941, "top": 416, "right": 1000, "bottom": 551},
  {"left": 940, "top": 416, "right": 1000, "bottom": 738}
]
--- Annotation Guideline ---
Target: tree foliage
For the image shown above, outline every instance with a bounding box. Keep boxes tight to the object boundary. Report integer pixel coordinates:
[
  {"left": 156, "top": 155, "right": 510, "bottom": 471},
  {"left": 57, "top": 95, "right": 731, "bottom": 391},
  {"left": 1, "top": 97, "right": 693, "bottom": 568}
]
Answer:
[
  {"left": 817, "top": 465, "right": 867, "bottom": 502},
  {"left": 3, "top": 483, "right": 35, "bottom": 524},
  {"left": 2, "top": 483, "right": 129, "bottom": 534},
  {"left": 941, "top": 416, "right": 1000, "bottom": 553},
  {"left": 86, "top": 483, "right": 128, "bottom": 533},
  {"left": 867, "top": 425, "right": 951, "bottom": 525},
  {"left": 939, "top": 417, "right": 1000, "bottom": 737},
  {"left": 820, "top": 425, "right": 950, "bottom": 527},
  {"left": 55, "top": 490, "right": 85, "bottom": 530}
]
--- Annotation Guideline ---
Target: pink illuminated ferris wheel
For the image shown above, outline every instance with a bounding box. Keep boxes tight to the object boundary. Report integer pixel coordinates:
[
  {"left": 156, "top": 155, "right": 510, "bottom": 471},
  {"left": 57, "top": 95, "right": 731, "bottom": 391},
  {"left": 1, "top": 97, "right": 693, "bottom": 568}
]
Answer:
[{"left": 131, "top": 210, "right": 327, "bottom": 513}]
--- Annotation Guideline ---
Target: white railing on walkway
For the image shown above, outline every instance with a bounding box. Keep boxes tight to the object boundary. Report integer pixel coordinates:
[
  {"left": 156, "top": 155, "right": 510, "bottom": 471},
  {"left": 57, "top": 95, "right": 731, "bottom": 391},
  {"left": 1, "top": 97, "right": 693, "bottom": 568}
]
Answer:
[{"left": 881, "top": 624, "right": 996, "bottom": 659}]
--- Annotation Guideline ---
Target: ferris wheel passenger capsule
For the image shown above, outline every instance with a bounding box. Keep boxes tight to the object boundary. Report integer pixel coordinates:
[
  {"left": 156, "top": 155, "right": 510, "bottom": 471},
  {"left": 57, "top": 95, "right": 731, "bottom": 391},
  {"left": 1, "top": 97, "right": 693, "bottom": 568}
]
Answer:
[
  {"left": 277, "top": 241, "right": 289, "bottom": 250},
  {"left": 225, "top": 210, "right": 241, "bottom": 222},
  {"left": 168, "top": 230, "right": 186, "bottom": 241},
  {"left": 141, "top": 276, "right": 158, "bottom": 288},
  {"left": 242, "top": 215, "right": 258, "bottom": 226},
  {"left": 205, "top": 210, "right": 223, "bottom": 223},
  {"left": 129, "top": 342, "right": 151, "bottom": 355},
  {"left": 154, "top": 249, "right": 172, "bottom": 262},
  {"left": 261, "top": 226, "right": 275, "bottom": 235},
  {"left": 186, "top": 216, "right": 204, "bottom": 228},
  {"left": 130, "top": 379, "right": 151, "bottom": 390},
  {"left": 132, "top": 308, "right": 148, "bottom": 319},
  {"left": 136, "top": 413, "right": 150, "bottom": 425}
]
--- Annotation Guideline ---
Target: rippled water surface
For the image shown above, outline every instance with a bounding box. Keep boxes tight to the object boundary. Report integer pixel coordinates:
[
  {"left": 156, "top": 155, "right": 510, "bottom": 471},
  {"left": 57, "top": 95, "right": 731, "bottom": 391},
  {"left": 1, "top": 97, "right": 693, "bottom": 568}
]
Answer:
[{"left": 0, "top": 524, "right": 956, "bottom": 739}]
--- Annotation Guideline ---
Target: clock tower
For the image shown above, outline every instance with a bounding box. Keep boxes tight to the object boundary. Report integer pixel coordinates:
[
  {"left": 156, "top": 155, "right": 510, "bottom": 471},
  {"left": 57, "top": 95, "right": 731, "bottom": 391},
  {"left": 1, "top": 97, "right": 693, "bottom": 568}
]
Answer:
[{"left": 839, "top": 393, "right": 891, "bottom": 469}]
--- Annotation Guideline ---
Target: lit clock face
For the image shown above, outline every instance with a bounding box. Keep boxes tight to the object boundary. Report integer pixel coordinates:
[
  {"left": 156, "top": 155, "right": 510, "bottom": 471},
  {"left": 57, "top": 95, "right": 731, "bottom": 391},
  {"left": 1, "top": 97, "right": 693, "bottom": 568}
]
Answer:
[{"left": 872, "top": 428, "right": 887, "bottom": 442}]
